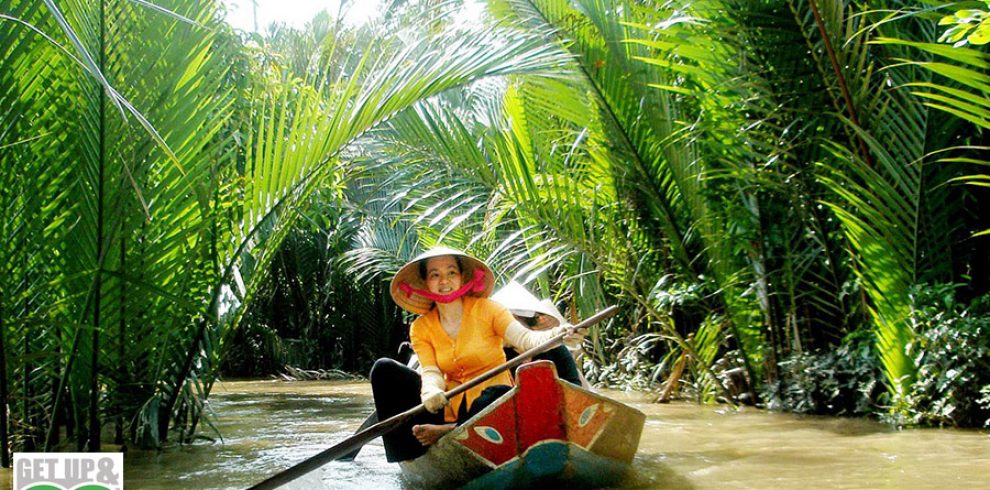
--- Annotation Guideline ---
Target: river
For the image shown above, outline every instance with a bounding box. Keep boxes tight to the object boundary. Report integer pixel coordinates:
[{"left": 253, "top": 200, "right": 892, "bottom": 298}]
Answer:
[{"left": 2, "top": 379, "right": 987, "bottom": 488}]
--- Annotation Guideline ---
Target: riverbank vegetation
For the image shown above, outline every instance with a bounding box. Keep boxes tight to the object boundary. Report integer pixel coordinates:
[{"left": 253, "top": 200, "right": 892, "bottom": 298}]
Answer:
[{"left": 1, "top": 0, "right": 988, "bottom": 465}]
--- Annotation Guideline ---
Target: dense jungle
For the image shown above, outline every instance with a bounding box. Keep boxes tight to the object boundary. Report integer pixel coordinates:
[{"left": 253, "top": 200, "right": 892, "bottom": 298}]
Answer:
[{"left": 1, "top": 0, "right": 989, "bottom": 468}]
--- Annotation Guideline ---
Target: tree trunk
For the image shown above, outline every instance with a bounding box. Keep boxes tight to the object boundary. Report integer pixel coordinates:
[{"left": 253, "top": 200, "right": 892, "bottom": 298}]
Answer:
[
  {"left": 656, "top": 351, "right": 687, "bottom": 403},
  {"left": 116, "top": 234, "right": 126, "bottom": 445},
  {"left": 88, "top": 0, "right": 108, "bottom": 453},
  {"left": 0, "top": 297, "right": 10, "bottom": 467},
  {"left": 22, "top": 326, "right": 34, "bottom": 451},
  {"left": 159, "top": 318, "right": 207, "bottom": 444}
]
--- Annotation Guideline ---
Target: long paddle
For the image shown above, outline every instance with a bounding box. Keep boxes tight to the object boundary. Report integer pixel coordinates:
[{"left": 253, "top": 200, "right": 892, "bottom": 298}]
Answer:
[
  {"left": 246, "top": 304, "right": 619, "bottom": 490},
  {"left": 336, "top": 346, "right": 420, "bottom": 462}
]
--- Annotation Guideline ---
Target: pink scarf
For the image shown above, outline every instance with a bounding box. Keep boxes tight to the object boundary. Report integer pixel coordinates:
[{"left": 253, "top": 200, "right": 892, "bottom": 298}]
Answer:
[{"left": 399, "top": 269, "right": 487, "bottom": 304}]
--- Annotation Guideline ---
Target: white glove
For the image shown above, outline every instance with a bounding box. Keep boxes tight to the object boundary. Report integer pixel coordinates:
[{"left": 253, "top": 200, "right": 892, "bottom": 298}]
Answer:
[
  {"left": 420, "top": 367, "right": 448, "bottom": 413},
  {"left": 422, "top": 391, "right": 447, "bottom": 413},
  {"left": 504, "top": 321, "right": 570, "bottom": 352}
]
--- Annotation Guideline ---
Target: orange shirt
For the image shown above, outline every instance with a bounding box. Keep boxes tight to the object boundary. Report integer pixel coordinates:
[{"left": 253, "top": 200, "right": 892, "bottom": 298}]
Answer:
[{"left": 410, "top": 296, "right": 516, "bottom": 422}]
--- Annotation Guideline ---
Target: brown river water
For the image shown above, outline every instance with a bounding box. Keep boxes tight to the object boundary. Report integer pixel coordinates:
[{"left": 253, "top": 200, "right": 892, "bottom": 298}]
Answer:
[{"left": 1, "top": 379, "right": 987, "bottom": 489}]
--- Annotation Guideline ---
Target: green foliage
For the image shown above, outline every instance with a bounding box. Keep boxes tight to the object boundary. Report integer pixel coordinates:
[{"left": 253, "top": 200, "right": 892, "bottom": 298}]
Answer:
[
  {"left": 900, "top": 283, "right": 990, "bottom": 427},
  {"left": 763, "top": 330, "right": 884, "bottom": 417},
  {"left": 2, "top": 0, "right": 990, "bottom": 463},
  {"left": 588, "top": 331, "right": 664, "bottom": 391},
  {"left": 226, "top": 189, "right": 405, "bottom": 376},
  {"left": 767, "top": 283, "right": 990, "bottom": 427},
  {"left": 2, "top": 0, "right": 237, "bottom": 451},
  {"left": 221, "top": 322, "right": 285, "bottom": 377},
  {"left": 336, "top": 0, "right": 987, "bottom": 416},
  {"left": 939, "top": 1, "right": 990, "bottom": 46},
  {"left": 0, "top": 0, "right": 574, "bottom": 453}
]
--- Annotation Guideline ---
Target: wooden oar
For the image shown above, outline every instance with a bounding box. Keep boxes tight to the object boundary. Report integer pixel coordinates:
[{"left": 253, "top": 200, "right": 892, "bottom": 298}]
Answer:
[
  {"left": 333, "top": 411, "right": 378, "bottom": 462},
  {"left": 246, "top": 305, "right": 619, "bottom": 490},
  {"left": 335, "top": 353, "right": 418, "bottom": 462}
]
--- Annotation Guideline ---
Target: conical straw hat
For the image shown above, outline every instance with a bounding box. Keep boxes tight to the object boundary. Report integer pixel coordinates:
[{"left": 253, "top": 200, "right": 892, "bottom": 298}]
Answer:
[
  {"left": 389, "top": 246, "right": 494, "bottom": 315},
  {"left": 491, "top": 280, "right": 567, "bottom": 327}
]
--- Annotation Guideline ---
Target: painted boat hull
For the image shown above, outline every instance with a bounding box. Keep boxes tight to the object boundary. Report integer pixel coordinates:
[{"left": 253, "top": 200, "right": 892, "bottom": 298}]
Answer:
[{"left": 400, "top": 360, "right": 646, "bottom": 489}]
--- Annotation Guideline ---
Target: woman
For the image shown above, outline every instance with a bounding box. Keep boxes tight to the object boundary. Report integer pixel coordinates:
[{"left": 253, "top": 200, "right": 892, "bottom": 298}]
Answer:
[
  {"left": 370, "top": 247, "right": 568, "bottom": 463},
  {"left": 490, "top": 281, "right": 591, "bottom": 389}
]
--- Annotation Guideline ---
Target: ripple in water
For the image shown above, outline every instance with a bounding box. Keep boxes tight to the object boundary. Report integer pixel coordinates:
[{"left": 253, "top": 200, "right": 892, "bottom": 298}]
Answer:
[{"left": 119, "top": 380, "right": 990, "bottom": 490}]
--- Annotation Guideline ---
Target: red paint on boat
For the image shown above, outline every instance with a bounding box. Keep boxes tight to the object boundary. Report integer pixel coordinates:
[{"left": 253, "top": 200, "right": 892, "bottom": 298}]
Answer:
[{"left": 516, "top": 361, "right": 565, "bottom": 450}]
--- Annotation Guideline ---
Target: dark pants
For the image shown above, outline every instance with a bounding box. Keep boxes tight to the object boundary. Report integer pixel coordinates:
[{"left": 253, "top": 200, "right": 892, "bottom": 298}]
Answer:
[
  {"left": 369, "top": 358, "right": 511, "bottom": 462},
  {"left": 505, "top": 344, "right": 582, "bottom": 386}
]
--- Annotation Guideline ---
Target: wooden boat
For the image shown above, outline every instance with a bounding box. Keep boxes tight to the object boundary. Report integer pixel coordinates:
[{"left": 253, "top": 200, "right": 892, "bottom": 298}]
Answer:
[{"left": 399, "top": 360, "right": 646, "bottom": 489}]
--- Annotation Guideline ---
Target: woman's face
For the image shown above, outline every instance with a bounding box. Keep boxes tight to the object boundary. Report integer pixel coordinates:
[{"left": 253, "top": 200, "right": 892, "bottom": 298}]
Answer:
[
  {"left": 424, "top": 255, "right": 462, "bottom": 295},
  {"left": 514, "top": 313, "right": 557, "bottom": 331}
]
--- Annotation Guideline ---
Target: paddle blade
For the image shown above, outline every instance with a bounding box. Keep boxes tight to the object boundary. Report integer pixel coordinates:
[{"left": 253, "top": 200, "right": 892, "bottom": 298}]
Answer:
[
  {"left": 334, "top": 411, "right": 380, "bottom": 462},
  {"left": 247, "top": 408, "right": 417, "bottom": 490}
]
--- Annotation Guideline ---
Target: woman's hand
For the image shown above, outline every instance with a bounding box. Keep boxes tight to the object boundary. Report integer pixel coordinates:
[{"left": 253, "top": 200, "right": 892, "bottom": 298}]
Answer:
[
  {"left": 419, "top": 366, "right": 448, "bottom": 413},
  {"left": 421, "top": 390, "right": 448, "bottom": 413}
]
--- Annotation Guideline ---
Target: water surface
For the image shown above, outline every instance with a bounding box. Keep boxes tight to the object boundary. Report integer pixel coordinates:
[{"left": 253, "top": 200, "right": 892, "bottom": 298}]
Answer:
[{"left": 2, "top": 379, "right": 987, "bottom": 488}]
